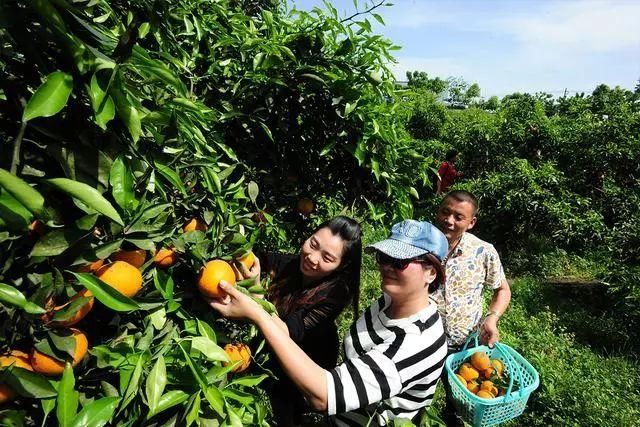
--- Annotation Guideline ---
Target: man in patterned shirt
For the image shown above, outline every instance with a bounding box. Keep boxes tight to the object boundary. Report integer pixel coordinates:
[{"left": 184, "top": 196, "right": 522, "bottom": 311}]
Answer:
[{"left": 430, "top": 190, "right": 511, "bottom": 425}]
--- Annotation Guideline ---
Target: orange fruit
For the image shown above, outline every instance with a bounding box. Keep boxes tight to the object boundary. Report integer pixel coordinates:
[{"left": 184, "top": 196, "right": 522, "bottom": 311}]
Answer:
[
  {"left": 467, "top": 380, "right": 480, "bottom": 394},
  {"left": 482, "top": 367, "right": 494, "bottom": 379},
  {"left": 76, "top": 259, "right": 104, "bottom": 273},
  {"left": 454, "top": 374, "right": 467, "bottom": 385},
  {"left": 197, "top": 260, "right": 236, "bottom": 298},
  {"left": 296, "top": 198, "right": 314, "bottom": 215},
  {"left": 154, "top": 247, "right": 177, "bottom": 268},
  {"left": 480, "top": 380, "right": 499, "bottom": 396},
  {"left": 458, "top": 362, "right": 480, "bottom": 382},
  {"left": 31, "top": 329, "right": 88, "bottom": 376},
  {"left": 50, "top": 289, "right": 94, "bottom": 327},
  {"left": 183, "top": 218, "right": 207, "bottom": 233},
  {"left": 111, "top": 249, "right": 146, "bottom": 268},
  {"left": 477, "top": 390, "right": 495, "bottom": 399},
  {"left": 238, "top": 251, "right": 256, "bottom": 270},
  {"left": 0, "top": 350, "right": 34, "bottom": 403},
  {"left": 0, "top": 352, "right": 33, "bottom": 371},
  {"left": 96, "top": 261, "right": 143, "bottom": 298},
  {"left": 491, "top": 359, "right": 505, "bottom": 377},
  {"left": 471, "top": 351, "right": 491, "bottom": 371},
  {"left": 224, "top": 343, "right": 251, "bottom": 373},
  {"left": 28, "top": 220, "right": 46, "bottom": 236},
  {"left": 0, "top": 384, "right": 15, "bottom": 404}
]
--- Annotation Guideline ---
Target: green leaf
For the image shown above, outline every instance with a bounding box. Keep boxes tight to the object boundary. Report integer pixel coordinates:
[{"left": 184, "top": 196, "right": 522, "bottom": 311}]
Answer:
[
  {"left": 138, "top": 22, "right": 150, "bottom": 39},
  {"left": 121, "top": 352, "right": 145, "bottom": 410},
  {"left": 56, "top": 363, "right": 78, "bottom": 427},
  {"left": 71, "top": 397, "right": 120, "bottom": 427},
  {"left": 300, "top": 73, "right": 326, "bottom": 85},
  {"left": 89, "top": 73, "right": 115, "bottom": 129},
  {"left": 30, "top": 229, "right": 87, "bottom": 257},
  {"left": 155, "top": 162, "right": 187, "bottom": 196},
  {"left": 23, "top": 71, "right": 73, "bottom": 122},
  {"left": 178, "top": 343, "right": 223, "bottom": 415},
  {"left": 0, "top": 282, "right": 46, "bottom": 314},
  {"left": 0, "top": 188, "right": 32, "bottom": 230},
  {"left": 113, "top": 89, "right": 141, "bottom": 143},
  {"left": 49, "top": 330, "right": 78, "bottom": 358},
  {"left": 0, "top": 168, "right": 45, "bottom": 216},
  {"left": 45, "top": 178, "right": 124, "bottom": 225},
  {"left": 259, "top": 122, "right": 273, "bottom": 142},
  {"left": 228, "top": 374, "right": 268, "bottom": 388},
  {"left": 149, "top": 390, "right": 189, "bottom": 418},
  {"left": 146, "top": 356, "right": 166, "bottom": 413},
  {"left": 185, "top": 392, "right": 201, "bottom": 427},
  {"left": 191, "top": 337, "right": 229, "bottom": 363},
  {"left": 51, "top": 296, "right": 91, "bottom": 323},
  {"left": 71, "top": 272, "right": 140, "bottom": 312},
  {"left": 1, "top": 367, "right": 57, "bottom": 398},
  {"left": 247, "top": 181, "right": 259, "bottom": 204},
  {"left": 109, "top": 157, "right": 137, "bottom": 212}
]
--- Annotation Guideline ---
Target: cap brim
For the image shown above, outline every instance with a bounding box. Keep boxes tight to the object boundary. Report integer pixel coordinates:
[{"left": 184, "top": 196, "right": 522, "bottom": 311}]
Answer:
[{"left": 365, "top": 239, "right": 429, "bottom": 260}]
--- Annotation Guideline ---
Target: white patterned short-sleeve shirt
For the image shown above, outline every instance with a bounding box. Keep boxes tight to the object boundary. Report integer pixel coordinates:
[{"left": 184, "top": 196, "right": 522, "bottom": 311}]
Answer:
[{"left": 430, "top": 232, "right": 506, "bottom": 346}]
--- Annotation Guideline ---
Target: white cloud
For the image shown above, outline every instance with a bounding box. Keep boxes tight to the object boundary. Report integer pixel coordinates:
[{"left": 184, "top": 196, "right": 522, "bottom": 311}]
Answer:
[{"left": 490, "top": 1, "right": 640, "bottom": 53}]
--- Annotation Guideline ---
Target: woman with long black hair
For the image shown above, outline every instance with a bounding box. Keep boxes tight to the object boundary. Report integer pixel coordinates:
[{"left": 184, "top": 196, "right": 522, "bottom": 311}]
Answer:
[{"left": 237, "top": 216, "right": 362, "bottom": 425}]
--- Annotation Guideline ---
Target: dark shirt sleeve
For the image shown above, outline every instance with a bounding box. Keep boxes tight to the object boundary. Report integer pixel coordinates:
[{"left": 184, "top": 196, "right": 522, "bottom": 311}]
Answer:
[
  {"left": 256, "top": 251, "right": 296, "bottom": 280},
  {"left": 283, "top": 294, "right": 346, "bottom": 343}
]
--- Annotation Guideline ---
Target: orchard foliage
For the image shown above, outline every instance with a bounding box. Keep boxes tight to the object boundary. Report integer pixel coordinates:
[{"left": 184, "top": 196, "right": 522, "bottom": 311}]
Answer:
[
  {"left": 403, "top": 81, "right": 640, "bottom": 316},
  {"left": 0, "top": 0, "right": 423, "bottom": 425}
]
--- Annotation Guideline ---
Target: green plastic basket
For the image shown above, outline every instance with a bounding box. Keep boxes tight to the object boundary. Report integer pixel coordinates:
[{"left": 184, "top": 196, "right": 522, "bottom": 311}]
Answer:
[{"left": 445, "top": 332, "right": 540, "bottom": 427}]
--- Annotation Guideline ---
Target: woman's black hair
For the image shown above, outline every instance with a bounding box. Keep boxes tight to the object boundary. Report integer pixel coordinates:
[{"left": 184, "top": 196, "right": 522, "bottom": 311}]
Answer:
[
  {"left": 268, "top": 216, "right": 362, "bottom": 316},
  {"left": 445, "top": 149, "right": 459, "bottom": 162},
  {"left": 416, "top": 253, "right": 446, "bottom": 293}
]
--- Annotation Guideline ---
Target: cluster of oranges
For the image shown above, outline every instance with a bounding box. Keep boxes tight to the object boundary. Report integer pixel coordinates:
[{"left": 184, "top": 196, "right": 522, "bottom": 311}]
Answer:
[
  {"left": 455, "top": 352, "right": 507, "bottom": 399},
  {"left": 0, "top": 217, "right": 257, "bottom": 403}
]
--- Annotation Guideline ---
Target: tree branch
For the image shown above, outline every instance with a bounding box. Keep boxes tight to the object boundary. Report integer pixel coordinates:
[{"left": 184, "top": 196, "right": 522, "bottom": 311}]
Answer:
[{"left": 10, "top": 121, "right": 27, "bottom": 175}]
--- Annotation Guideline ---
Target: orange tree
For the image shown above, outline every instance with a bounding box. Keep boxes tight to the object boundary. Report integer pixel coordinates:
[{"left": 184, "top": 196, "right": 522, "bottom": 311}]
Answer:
[{"left": 0, "top": 0, "right": 432, "bottom": 425}]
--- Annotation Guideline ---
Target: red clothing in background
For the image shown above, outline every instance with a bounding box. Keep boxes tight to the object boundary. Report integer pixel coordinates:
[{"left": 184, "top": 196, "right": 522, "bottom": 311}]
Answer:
[{"left": 438, "top": 161, "right": 461, "bottom": 192}]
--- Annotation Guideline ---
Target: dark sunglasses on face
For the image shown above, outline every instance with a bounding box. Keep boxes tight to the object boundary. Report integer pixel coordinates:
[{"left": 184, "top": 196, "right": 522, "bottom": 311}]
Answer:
[{"left": 376, "top": 252, "right": 428, "bottom": 270}]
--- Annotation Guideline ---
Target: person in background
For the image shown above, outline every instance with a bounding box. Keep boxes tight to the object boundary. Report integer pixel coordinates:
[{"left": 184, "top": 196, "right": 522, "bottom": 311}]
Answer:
[
  {"left": 213, "top": 220, "right": 449, "bottom": 426},
  {"left": 436, "top": 149, "right": 464, "bottom": 194},
  {"left": 236, "top": 216, "right": 361, "bottom": 426},
  {"left": 431, "top": 190, "right": 511, "bottom": 425}
]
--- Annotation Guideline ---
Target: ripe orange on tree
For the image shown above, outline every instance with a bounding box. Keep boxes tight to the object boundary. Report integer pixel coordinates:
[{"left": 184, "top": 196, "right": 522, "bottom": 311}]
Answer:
[
  {"left": 198, "top": 260, "right": 236, "bottom": 298},
  {"left": 183, "top": 218, "right": 207, "bottom": 233},
  {"left": 48, "top": 289, "right": 94, "bottom": 327},
  {"left": 238, "top": 251, "right": 255, "bottom": 270},
  {"left": 224, "top": 343, "right": 251, "bottom": 373},
  {"left": 0, "top": 351, "right": 33, "bottom": 403},
  {"left": 76, "top": 258, "right": 104, "bottom": 273},
  {"left": 31, "top": 329, "right": 88, "bottom": 376},
  {"left": 96, "top": 261, "right": 143, "bottom": 297},
  {"left": 154, "top": 247, "right": 177, "bottom": 268},
  {"left": 111, "top": 249, "right": 146, "bottom": 268},
  {"left": 296, "top": 198, "right": 314, "bottom": 215}
]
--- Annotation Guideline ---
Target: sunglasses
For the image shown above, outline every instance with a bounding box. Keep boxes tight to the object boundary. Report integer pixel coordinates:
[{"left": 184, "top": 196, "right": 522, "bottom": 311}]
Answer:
[{"left": 376, "top": 252, "right": 429, "bottom": 270}]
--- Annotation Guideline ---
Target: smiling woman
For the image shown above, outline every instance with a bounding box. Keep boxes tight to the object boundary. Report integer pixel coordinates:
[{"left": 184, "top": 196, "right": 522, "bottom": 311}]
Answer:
[
  {"left": 211, "top": 219, "right": 449, "bottom": 425},
  {"left": 234, "top": 216, "right": 362, "bottom": 426}
]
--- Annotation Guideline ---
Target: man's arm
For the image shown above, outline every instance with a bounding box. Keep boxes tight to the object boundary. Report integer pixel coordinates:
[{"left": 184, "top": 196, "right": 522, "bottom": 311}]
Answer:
[{"left": 480, "top": 278, "right": 511, "bottom": 346}]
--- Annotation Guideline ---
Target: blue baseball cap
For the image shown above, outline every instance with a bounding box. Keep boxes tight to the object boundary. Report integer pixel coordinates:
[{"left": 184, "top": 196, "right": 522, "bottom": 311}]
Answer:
[{"left": 366, "top": 220, "right": 448, "bottom": 262}]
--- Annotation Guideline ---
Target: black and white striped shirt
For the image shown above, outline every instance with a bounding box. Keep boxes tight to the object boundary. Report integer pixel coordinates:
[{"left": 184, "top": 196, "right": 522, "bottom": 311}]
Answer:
[{"left": 326, "top": 295, "right": 448, "bottom": 426}]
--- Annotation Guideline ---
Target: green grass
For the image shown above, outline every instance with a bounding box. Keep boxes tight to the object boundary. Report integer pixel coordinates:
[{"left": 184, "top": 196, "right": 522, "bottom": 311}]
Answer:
[{"left": 339, "top": 228, "right": 640, "bottom": 426}]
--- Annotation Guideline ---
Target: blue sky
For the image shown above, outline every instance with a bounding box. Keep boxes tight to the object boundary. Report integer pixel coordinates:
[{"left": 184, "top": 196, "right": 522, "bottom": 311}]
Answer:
[{"left": 290, "top": 0, "right": 640, "bottom": 98}]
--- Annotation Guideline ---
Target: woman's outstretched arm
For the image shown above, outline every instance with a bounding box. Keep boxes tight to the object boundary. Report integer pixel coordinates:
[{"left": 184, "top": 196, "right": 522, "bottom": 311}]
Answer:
[{"left": 210, "top": 281, "right": 329, "bottom": 410}]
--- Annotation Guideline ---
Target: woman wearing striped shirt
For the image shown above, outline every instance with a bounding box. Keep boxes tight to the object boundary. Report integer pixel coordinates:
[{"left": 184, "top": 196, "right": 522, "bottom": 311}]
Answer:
[{"left": 210, "top": 220, "right": 449, "bottom": 425}]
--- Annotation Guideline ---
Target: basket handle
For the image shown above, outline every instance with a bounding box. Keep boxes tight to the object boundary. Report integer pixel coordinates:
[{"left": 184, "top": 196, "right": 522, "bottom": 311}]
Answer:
[
  {"left": 461, "top": 329, "right": 480, "bottom": 350},
  {"left": 493, "top": 342, "right": 525, "bottom": 402}
]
